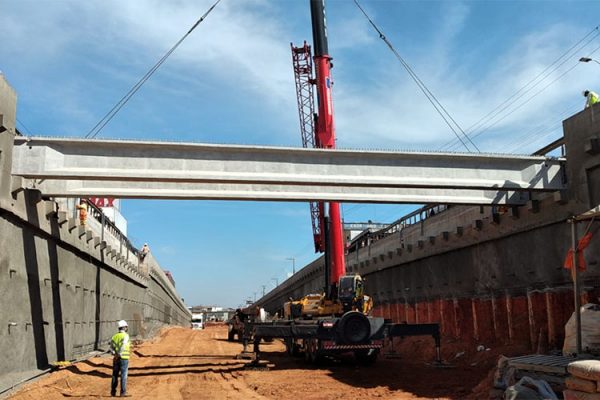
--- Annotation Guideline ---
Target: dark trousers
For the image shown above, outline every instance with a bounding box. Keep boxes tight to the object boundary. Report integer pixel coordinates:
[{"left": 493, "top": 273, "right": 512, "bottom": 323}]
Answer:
[{"left": 111, "top": 358, "right": 129, "bottom": 395}]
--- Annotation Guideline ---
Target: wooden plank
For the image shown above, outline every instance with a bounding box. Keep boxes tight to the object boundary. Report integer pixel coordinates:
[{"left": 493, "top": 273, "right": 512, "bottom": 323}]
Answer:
[
  {"left": 509, "top": 354, "right": 575, "bottom": 366},
  {"left": 509, "top": 361, "right": 567, "bottom": 374},
  {"left": 548, "top": 359, "right": 573, "bottom": 366}
]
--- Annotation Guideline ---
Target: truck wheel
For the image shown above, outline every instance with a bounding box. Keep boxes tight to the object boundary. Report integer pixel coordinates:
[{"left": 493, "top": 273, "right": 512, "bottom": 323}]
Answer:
[
  {"left": 291, "top": 342, "right": 301, "bottom": 357},
  {"left": 304, "top": 339, "right": 321, "bottom": 364},
  {"left": 303, "top": 340, "right": 312, "bottom": 363},
  {"left": 338, "top": 311, "right": 370, "bottom": 344},
  {"left": 355, "top": 349, "right": 379, "bottom": 366},
  {"left": 304, "top": 339, "right": 317, "bottom": 363},
  {"left": 286, "top": 338, "right": 300, "bottom": 356}
]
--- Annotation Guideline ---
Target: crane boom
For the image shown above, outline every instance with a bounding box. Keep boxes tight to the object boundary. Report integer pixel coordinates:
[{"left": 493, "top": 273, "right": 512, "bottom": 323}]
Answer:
[
  {"left": 290, "top": 42, "right": 325, "bottom": 253},
  {"left": 309, "top": 0, "right": 346, "bottom": 295},
  {"left": 291, "top": 0, "right": 346, "bottom": 297}
]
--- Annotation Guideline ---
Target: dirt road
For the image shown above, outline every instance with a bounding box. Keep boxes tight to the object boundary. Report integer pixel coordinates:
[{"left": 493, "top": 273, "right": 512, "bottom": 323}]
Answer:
[{"left": 7, "top": 326, "right": 498, "bottom": 399}]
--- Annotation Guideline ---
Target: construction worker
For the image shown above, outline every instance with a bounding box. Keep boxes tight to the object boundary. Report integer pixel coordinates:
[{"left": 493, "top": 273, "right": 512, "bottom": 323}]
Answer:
[
  {"left": 139, "top": 243, "right": 150, "bottom": 261},
  {"left": 583, "top": 90, "right": 599, "bottom": 109},
  {"left": 76, "top": 199, "right": 88, "bottom": 226},
  {"left": 110, "top": 320, "right": 131, "bottom": 397}
]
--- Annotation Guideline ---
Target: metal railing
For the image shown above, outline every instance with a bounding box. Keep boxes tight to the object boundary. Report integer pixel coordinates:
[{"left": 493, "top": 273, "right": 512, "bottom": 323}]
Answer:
[
  {"left": 82, "top": 200, "right": 141, "bottom": 263},
  {"left": 347, "top": 204, "right": 449, "bottom": 253}
]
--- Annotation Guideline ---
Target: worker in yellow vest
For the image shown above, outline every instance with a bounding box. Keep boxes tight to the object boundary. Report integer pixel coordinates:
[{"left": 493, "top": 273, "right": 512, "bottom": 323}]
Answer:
[
  {"left": 110, "top": 320, "right": 131, "bottom": 397},
  {"left": 76, "top": 199, "right": 88, "bottom": 226},
  {"left": 583, "top": 90, "right": 599, "bottom": 109}
]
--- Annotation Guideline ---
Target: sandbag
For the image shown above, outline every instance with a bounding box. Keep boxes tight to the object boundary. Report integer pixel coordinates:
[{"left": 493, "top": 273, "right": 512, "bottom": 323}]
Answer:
[
  {"left": 504, "top": 377, "right": 558, "bottom": 400},
  {"left": 563, "top": 304, "right": 600, "bottom": 355},
  {"left": 566, "top": 376, "right": 598, "bottom": 393},
  {"left": 568, "top": 360, "right": 600, "bottom": 381},
  {"left": 494, "top": 355, "right": 517, "bottom": 390},
  {"left": 564, "top": 390, "right": 600, "bottom": 400}
]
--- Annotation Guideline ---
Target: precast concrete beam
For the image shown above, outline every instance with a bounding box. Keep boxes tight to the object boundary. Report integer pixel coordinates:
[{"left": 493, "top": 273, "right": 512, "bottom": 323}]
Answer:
[
  {"left": 24, "top": 179, "right": 531, "bottom": 205},
  {"left": 12, "top": 137, "right": 566, "bottom": 193}
]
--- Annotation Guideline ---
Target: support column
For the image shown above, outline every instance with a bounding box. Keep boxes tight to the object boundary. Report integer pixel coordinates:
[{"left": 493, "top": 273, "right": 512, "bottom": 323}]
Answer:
[{"left": 0, "top": 74, "right": 17, "bottom": 202}]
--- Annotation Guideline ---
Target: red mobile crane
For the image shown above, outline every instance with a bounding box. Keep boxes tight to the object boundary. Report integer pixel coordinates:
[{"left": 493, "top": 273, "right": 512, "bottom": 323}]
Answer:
[
  {"left": 292, "top": 0, "right": 345, "bottom": 299},
  {"left": 241, "top": 0, "right": 442, "bottom": 366}
]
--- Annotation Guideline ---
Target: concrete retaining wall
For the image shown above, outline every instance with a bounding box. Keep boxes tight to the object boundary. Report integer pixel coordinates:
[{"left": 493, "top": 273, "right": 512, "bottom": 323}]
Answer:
[
  {"left": 257, "top": 106, "right": 600, "bottom": 352},
  {"left": 0, "top": 189, "right": 190, "bottom": 377}
]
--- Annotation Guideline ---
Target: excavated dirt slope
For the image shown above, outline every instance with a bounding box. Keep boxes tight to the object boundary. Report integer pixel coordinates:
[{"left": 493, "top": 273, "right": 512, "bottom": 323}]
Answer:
[{"left": 7, "top": 325, "right": 510, "bottom": 399}]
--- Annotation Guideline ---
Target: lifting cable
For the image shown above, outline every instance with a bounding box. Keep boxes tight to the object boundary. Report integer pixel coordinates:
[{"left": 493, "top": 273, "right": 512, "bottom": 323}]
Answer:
[
  {"left": 353, "top": 0, "right": 479, "bottom": 153},
  {"left": 85, "top": 0, "right": 222, "bottom": 139}
]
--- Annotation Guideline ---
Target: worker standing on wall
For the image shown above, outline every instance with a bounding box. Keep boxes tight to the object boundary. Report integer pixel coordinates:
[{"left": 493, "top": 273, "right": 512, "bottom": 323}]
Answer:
[
  {"left": 583, "top": 90, "right": 599, "bottom": 108},
  {"left": 76, "top": 199, "right": 88, "bottom": 226},
  {"left": 110, "top": 320, "right": 131, "bottom": 397},
  {"left": 139, "top": 243, "right": 150, "bottom": 261}
]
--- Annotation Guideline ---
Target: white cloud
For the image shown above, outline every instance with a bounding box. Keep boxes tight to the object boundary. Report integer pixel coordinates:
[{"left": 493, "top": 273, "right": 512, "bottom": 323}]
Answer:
[
  {"left": 1, "top": 0, "right": 299, "bottom": 138},
  {"left": 332, "top": 13, "right": 600, "bottom": 153},
  {"left": 2, "top": 1, "right": 599, "bottom": 154}
]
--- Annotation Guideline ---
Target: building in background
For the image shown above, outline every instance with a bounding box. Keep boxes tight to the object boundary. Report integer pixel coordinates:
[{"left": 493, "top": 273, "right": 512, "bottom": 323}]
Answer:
[
  {"left": 189, "top": 305, "right": 234, "bottom": 323},
  {"left": 343, "top": 221, "right": 389, "bottom": 243}
]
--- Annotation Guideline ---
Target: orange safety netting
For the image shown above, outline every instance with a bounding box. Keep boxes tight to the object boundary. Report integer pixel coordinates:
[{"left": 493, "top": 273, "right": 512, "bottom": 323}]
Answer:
[{"left": 564, "top": 232, "right": 594, "bottom": 271}]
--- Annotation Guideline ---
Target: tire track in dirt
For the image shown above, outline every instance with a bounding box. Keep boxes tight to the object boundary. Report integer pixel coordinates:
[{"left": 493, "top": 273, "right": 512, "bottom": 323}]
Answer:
[{"left": 7, "top": 326, "right": 492, "bottom": 399}]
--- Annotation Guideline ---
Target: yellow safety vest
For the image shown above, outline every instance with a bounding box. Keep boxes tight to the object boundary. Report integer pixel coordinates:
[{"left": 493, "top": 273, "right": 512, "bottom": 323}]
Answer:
[
  {"left": 111, "top": 331, "right": 131, "bottom": 360},
  {"left": 590, "top": 92, "right": 599, "bottom": 106}
]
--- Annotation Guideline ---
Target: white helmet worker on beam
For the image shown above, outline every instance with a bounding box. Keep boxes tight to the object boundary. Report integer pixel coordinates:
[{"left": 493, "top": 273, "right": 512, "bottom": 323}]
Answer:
[
  {"left": 110, "top": 320, "right": 131, "bottom": 397},
  {"left": 583, "top": 90, "right": 599, "bottom": 109}
]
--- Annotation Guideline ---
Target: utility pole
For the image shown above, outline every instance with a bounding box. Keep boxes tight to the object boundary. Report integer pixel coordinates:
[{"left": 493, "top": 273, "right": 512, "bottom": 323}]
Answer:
[
  {"left": 286, "top": 257, "right": 296, "bottom": 274},
  {"left": 261, "top": 285, "right": 266, "bottom": 297},
  {"left": 253, "top": 292, "right": 257, "bottom": 302}
]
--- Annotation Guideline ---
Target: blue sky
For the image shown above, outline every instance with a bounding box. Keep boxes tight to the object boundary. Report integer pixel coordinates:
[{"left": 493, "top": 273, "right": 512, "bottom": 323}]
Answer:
[{"left": 2, "top": 0, "right": 600, "bottom": 307}]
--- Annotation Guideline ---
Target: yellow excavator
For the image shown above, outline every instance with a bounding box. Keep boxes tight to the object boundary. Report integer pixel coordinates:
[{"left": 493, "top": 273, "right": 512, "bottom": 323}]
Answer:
[{"left": 284, "top": 274, "right": 372, "bottom": 319}]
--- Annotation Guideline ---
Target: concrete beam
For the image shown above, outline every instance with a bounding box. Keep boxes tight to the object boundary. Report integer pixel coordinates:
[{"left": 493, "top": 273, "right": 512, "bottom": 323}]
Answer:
[
  {"left": 12, "top": 136, "right": 565, "bottom": 192},
  {"left": 24, "top": 179, "right": 531, "bottom": 205}
]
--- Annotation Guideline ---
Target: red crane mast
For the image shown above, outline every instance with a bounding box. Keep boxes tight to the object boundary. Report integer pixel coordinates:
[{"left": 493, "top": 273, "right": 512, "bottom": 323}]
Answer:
[{"left": 291, "top": 0, "right": 346, "bottom": 297}]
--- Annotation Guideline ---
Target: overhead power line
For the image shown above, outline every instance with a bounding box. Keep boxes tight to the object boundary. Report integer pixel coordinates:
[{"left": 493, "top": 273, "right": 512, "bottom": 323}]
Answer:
[
  {"left": 445, "top": 41, "right": 600, "bottom": 151},
  {"left": 16, "top": 117, "right": 33, "bottom": 135},
  {"left": 441, "top": 25, "right": 600, "bottom": 151},
  {"left": 505, "top": 102, "right": 579, "bottom": 153},
  {"left": 85, "top": 0, "right": 222, "bottom": 139},
  {"left": 353, "top": 0, "right": 479, "bottom": 153}
]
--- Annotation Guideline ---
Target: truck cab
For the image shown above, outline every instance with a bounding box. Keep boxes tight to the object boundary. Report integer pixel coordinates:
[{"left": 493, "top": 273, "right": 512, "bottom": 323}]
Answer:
[{"left": 191, "top": 313, "right": 204, "bottom": 330}]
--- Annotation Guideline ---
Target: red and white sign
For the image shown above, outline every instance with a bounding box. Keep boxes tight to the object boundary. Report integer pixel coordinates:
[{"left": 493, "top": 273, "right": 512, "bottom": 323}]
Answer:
[{"left": 88, "top": 197, "right": 116, "bottom": 208}]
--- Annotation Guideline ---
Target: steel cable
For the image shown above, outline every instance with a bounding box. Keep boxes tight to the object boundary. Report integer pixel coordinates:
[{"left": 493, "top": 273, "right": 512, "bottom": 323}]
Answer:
[
  {"left": 354, "top": 0, "right": 479, "bottom": 152},
  {"left": 86, "top": 0, "right": 222, "bottom": 139}
]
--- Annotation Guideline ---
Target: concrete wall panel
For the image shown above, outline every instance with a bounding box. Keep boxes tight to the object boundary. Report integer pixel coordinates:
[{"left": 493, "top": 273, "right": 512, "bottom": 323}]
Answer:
[{"left": 0, "top": 196, "right": 190, "bottom": 378}]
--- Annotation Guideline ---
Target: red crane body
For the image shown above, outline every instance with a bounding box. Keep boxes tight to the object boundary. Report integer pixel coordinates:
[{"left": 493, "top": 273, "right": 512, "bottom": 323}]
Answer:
[{"left": 291, "top": 0, "right": 346, "bottom": 294}]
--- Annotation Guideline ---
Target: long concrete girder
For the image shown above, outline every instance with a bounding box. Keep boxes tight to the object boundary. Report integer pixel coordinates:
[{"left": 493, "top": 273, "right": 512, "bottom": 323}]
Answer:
[
  {"left": 11, "top": 137, "right": 566, "bottom": 203},
  {"left": 23, "top": 179, "right": 530, "bottom": 204}
]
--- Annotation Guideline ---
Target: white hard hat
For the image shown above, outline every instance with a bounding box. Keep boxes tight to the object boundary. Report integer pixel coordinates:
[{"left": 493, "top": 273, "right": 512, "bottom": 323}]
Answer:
[{"left": 117, "top": 320, "right": 128, "bottom": 328}]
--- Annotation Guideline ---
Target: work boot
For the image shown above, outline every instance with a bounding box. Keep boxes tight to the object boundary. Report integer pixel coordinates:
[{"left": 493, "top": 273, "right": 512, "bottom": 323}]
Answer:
[{"left": 120, "top": 393, "right": 130, "bottom": 397}]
